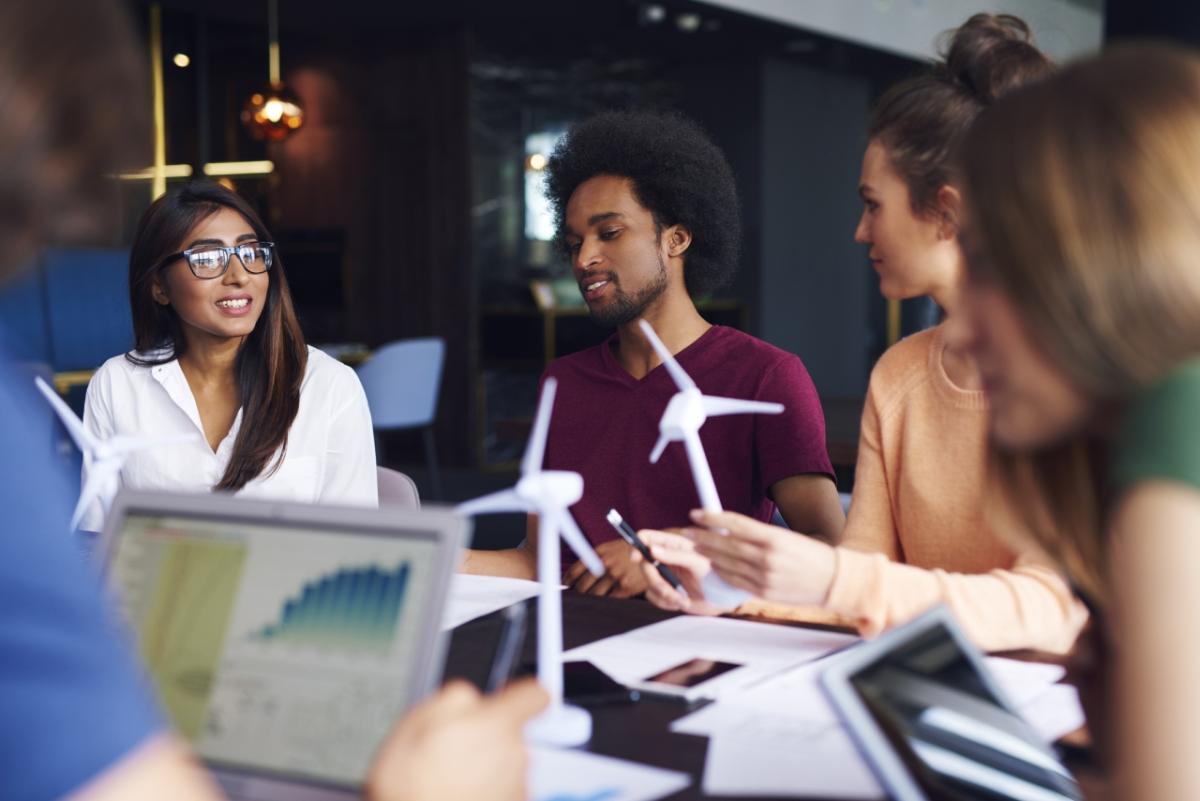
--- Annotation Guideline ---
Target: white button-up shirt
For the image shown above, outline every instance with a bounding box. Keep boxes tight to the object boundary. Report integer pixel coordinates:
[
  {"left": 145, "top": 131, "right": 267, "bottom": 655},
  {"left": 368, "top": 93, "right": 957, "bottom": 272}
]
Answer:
[{"left": 80, "top": 346, "right": 378, "bottom": 532}]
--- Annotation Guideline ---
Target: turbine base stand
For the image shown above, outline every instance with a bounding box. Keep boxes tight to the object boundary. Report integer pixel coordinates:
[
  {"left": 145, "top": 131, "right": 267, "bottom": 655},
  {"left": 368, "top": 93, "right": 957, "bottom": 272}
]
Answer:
[{"left": 525, "top": 702, "right": 592, "bottom": 747}]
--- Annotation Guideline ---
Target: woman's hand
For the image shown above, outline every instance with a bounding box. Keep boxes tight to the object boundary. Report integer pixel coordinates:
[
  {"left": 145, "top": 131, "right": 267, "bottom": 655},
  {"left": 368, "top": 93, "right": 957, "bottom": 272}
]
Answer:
[
  {"left": 684, "top": 509, "right": 837, "bottom": 607},
  {"left": 632, "top": 529, "right": 726, "bottom": 616}
]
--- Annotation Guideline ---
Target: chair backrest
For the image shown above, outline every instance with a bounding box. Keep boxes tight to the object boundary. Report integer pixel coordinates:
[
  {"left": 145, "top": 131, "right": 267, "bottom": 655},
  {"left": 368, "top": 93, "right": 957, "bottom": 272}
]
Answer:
[
  {"left": 377, "top": 466, "right": 421, "bottom": 508},
  {"left": 42, "top": 247, "right": 133, "bottom": 371},
  {"left": 356, "top": 337, "right": 445, "bottom": 430}
]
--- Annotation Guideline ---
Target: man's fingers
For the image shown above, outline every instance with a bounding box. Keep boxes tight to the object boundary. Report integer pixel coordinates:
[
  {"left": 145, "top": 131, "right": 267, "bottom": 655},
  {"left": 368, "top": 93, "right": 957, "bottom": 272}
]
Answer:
[
  {"left": 587, "top": 576, "right": 616, "bottom": 596},
  {"left": 482, "top": 678, "right": 550, "bottom": 725},
  {"left": 573, "top": 569, "right": 601, "bottom": 594},
  {"left": 425, "top": 679, "right": 483, "bottom": 721},
  {"left": 563, "top": 560, "right": 587, "bottom": 586}
]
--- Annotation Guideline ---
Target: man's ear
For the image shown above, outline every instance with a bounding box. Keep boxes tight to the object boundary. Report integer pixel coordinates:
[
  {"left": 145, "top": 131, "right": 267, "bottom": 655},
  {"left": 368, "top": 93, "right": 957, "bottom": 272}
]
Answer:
[
  {"left": 935, "top": 185, "right": 962, "bottom": 241},
  {"left": 151, "top": 274, "right": 171, "bottom": 306},
  {"left": 665, "top": 224, "right": 692, "bottom": 258}
]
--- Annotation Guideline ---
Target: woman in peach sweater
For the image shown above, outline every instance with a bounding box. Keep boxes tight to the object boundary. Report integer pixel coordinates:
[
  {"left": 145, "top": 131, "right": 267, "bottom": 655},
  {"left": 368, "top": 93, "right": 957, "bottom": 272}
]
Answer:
[{"left": 637, "top": 14, "right": 1087, "bottom": 654}]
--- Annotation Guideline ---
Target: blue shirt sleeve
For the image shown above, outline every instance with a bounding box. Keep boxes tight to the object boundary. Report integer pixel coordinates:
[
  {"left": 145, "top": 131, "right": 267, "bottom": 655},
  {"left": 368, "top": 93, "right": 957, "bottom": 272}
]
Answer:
[{"left": 0, "top": 362, "right": 162, "bottom": 801}]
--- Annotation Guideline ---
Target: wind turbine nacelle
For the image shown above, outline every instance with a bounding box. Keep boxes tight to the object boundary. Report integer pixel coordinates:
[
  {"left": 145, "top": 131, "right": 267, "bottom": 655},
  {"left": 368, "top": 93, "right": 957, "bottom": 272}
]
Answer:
[
  {"left": 516, "top": 471, "right": 584, "bottom": 507},
  {"left": 660, "top": 388, "right": 707, "bottom": 435}
]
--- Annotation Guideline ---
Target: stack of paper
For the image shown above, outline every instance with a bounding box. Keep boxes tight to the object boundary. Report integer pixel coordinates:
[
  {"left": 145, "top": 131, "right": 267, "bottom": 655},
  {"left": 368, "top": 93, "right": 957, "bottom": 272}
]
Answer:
[
  {"left": 562, "top": 614, "right": 857, "bottom": 692},
  {"left": 441, "top": 573, "right": 542, "bottom": 630}
]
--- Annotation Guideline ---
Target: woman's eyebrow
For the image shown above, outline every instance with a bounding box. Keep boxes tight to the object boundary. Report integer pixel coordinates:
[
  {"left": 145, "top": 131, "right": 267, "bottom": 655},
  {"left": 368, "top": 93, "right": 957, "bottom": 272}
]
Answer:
[{"left": 186, "top": 233, "right": 259, "bottom": 248}]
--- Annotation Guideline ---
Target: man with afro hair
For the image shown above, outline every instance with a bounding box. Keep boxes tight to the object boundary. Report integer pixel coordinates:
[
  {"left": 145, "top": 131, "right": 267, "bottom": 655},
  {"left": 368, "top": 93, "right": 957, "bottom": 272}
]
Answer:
[{"left": 465, "top": 110, "right": 843, "bottom": 595}]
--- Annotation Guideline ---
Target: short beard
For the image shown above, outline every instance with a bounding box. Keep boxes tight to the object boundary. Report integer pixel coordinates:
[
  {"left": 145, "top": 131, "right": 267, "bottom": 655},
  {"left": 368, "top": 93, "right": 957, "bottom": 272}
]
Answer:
[{"left": 589, "top": 254, "right": 670, "bottom": 328}]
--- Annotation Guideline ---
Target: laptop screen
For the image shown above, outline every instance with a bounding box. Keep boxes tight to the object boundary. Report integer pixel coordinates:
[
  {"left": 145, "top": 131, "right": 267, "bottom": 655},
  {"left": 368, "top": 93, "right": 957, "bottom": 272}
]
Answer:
[
  {"left": 846, "top": 622, "right": 1082, "bottom": 801},
  {"left": 106, "top": 510, "right": 445, "bottom": 790}
]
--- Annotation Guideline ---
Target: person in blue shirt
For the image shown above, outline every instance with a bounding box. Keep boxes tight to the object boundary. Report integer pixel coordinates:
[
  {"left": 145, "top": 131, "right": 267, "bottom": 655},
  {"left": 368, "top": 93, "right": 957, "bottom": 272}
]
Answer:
[{"left": 0, "top": 3, "right": 544, "bottom": 800}]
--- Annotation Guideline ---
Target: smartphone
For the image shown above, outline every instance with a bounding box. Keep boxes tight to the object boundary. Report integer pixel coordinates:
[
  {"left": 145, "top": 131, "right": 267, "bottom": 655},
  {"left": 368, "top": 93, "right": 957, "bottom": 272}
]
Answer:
[
  {"left": 629, "top": 658, "right": 745, "bottom": 701},
  {"left": 563, "top": 660, "right": 640, "bottom": 706}
]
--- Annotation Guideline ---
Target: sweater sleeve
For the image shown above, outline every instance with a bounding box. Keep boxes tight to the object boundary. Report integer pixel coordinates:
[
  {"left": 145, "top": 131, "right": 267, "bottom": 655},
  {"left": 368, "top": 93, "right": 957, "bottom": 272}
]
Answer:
[
  {"left": 837, "top": 375, "right": 900, "bottom": 559},
  {"left": 824, "top": 541, "right": 1088, "bottom": 654}
]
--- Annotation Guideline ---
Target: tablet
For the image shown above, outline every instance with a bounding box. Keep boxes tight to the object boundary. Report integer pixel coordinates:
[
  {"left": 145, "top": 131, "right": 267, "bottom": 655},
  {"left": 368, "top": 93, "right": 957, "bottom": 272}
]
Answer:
[{"left": 820, "top": 605, "right": 1082, "bottom": 801}]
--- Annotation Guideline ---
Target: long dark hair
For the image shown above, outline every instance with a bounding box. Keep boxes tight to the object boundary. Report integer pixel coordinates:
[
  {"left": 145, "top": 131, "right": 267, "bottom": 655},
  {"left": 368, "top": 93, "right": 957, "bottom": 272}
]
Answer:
[{"left": 127, "top": 181, "right": 307, "bottom": 491}]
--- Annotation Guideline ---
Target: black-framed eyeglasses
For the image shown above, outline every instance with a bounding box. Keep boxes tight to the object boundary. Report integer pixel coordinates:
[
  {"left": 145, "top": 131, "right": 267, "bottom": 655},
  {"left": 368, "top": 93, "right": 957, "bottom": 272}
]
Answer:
[{"left": 156, "top": 241, "right": 275, "bottom": 279}]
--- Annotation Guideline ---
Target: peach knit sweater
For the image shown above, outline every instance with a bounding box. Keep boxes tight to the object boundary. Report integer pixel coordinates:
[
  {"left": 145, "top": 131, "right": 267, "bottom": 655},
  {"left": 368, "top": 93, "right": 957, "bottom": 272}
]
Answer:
[{"left": 824, "top": 325, "right": 1087, "bottom": 654}]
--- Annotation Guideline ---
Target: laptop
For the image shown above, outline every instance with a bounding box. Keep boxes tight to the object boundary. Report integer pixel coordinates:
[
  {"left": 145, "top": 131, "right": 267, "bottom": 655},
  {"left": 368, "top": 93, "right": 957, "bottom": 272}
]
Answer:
[
  {"left": 99, "top": 489, "right": 467, "bottom": 801},
  {"left": 820, "top": 605, "right": 1083, "bottom": 801}
]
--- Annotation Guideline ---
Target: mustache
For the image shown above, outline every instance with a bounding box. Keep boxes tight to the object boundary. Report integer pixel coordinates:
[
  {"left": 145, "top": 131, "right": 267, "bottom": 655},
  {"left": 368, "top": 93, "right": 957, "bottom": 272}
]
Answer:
[{"left": 578, "top": 271, "right": 618, "bottom": 288}]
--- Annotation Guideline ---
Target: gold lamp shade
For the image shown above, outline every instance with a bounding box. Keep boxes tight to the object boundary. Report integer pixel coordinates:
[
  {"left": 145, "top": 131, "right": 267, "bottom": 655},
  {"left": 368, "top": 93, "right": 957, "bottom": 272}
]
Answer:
[{"left": 241, "top": 82, "right": 304, "bottom": 141}]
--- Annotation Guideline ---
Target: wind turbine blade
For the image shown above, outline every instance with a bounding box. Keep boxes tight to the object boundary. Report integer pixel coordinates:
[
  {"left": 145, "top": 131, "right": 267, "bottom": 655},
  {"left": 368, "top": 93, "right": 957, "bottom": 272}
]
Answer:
[
  {"left": 555, "top": 508, "right": 605, "bottom": 578},
  {"left": 649, "top": 435, "right": 669, "bottom": 464},
  {"left": 522, "top": 377, "right": 557, "bottom": 477},
  {"left": 34, "top": 377, "right": 95, "bottom": 454},
  {"left": 638, "top": 319, "right": 695, "bottom": 391},
  {"left": 456, "top": 488, "right": 530, "bottom": 517},
  {"left": 702, "top": 396, "right": 785, "bottom": 418},
  {"left": 71, "top": 466, "right": 111, "bottom": 531}
]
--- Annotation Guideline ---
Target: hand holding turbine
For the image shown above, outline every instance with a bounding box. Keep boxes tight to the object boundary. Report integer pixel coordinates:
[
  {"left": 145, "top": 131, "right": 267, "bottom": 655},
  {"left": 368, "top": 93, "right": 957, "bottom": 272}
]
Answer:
[{"left": 638, "top": 319, "right": 784, "bottom": 609}]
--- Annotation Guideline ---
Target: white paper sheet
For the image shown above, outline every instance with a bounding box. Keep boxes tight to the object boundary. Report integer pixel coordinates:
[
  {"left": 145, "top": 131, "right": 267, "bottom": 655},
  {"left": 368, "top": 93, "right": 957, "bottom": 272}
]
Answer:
[
  {"left": 673, "top": 653, "right": 1067, "bottom": 738},
  {"left": 1019, "top": 682, "right": 1086, "bottom": 743},
  {"left": 703, "top": 725, "right": 884, "bottom": 799},
  {"left": 671, "top": 661, "right": 836, "bottom": 736},
  {"left": 529, "top": 746, "right": 691, "bottom": 801},
  {"left": 441, "top": 574, "right": 541, "bottom": 630},
  {"left": 563, "top": 615, "right": 857, "bottom": 694},
  {"left": 984, "top": 657, "right": 1066, "bottom": 707}
]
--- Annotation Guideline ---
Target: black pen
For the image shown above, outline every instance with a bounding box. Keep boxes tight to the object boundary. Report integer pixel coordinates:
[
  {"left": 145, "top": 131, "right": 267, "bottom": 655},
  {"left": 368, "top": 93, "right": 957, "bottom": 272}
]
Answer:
[
  {"left": 606, "top": 508, "right": 688, "bottom": 596},
  {"left": 485, "top": 602, "right": 527, "bottom": 693}
]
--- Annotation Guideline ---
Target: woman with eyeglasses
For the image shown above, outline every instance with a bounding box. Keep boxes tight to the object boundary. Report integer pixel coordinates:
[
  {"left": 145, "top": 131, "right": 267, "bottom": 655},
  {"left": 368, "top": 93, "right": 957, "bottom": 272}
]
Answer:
[{"left": 78, "top": 181, "right": 376, "bottom": 531}]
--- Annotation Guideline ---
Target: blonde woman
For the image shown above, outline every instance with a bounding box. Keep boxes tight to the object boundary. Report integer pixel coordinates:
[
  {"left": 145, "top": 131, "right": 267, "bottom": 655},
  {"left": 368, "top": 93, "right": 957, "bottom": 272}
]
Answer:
[
  {"left": 951, "top": 43, "right": 1200, "bottom": 800},
  {"left": 637, "top": 15, "right": 1087, "bottom": 655}
]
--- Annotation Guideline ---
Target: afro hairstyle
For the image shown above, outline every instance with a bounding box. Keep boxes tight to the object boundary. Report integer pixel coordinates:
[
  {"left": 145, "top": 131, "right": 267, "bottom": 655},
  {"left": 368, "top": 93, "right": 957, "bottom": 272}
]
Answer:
[{"left": 543, "top": 109, "right": 741, "bottom": 298}]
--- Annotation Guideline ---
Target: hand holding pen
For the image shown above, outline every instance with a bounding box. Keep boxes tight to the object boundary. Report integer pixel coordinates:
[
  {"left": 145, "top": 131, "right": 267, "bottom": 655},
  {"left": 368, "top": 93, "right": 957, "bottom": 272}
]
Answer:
[{"left": 606, "top": 509, "right": 687, "bottom": 596}]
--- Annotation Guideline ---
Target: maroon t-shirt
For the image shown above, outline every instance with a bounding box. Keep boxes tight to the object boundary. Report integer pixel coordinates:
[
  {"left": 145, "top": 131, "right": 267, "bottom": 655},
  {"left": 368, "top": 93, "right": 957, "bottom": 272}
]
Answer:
[{"left": 543, "top": 325, "right": 834, "bottom": 568}]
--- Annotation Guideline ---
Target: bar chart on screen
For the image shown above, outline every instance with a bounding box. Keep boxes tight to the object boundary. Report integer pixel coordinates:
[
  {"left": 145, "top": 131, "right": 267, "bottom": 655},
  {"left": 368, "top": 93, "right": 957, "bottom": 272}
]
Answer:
[{"left": 249, "top": 562, "right": 411, "bottom": 655}]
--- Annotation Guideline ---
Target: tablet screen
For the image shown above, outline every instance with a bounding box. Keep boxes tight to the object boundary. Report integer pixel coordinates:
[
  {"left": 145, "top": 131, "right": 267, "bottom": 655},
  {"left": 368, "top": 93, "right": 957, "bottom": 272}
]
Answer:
[
  {"left": 847, "top": 623, "right": 1082, "bottom": 801},
  {"left": 107, "top": 512, "right": 442, "bottom": 790}
]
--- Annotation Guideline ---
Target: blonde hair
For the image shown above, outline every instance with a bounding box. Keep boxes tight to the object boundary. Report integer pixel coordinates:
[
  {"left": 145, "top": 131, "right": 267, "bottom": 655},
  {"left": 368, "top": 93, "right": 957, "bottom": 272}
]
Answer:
[{"left": 962, "top": 44, "right": 1200, "bottom": 604}]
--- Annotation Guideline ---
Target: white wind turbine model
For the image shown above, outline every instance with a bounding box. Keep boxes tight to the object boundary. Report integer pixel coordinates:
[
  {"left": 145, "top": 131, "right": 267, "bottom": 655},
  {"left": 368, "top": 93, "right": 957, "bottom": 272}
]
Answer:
[
  {"left": 456, "top": 377, "right": 604, "bottom": 747},
  {"left": 639, "top": 319, "right": 785, "bottom": 609},
  {"left": 34, "top": 377, "right": 197, "bottom": 531}
]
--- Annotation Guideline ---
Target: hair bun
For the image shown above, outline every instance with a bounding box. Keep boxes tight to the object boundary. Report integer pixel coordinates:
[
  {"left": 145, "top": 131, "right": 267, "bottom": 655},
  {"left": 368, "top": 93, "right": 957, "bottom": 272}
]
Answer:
[{"left": 941, "top": 13, "right": 1052, "bottom": 104}]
